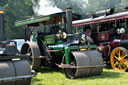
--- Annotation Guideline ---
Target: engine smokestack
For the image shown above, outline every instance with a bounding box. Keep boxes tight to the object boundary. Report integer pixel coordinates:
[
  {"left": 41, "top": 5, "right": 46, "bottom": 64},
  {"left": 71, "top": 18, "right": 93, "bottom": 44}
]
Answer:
[
  {"left": 66, "top": 8, "right": 72, "bottom": 34},
  {"left": 92, "top": 8, "right": 114, "bottom": 18},
  {"left": 125, "top": 7, "right": 128, "bottom": 11},
  {"left": 0, "top": 7, "right": 5, "bottom": 41}
]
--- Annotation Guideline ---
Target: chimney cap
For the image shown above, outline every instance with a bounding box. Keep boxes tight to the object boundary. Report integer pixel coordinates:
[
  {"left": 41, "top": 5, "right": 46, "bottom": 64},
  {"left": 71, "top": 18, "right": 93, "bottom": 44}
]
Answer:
[
  {"left": 125, "top": 7, "right": 128, "bottom": 10},
  {"left": 66, "top": 8, "right": 72, "bottom": 11}
]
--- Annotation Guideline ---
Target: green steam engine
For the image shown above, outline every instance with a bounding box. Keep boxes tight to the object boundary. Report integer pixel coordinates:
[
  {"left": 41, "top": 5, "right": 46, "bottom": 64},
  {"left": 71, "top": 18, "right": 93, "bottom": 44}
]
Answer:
[{"left": 15, "top": 8, "right": 104, "bottom": 78}]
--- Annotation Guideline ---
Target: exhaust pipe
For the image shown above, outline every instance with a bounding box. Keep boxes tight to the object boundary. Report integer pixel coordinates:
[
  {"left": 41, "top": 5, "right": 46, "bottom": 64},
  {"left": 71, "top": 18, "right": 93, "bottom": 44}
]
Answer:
[
  {"left": 92, "top": 8, "right": 114, "bottom": 18},
  {"left": 66, "top": 8, "right": 72, "bottom": 34},
  {"left": 0, "top": 7, "right": 5, "bottom": 41},
  {"left": 125, "top": 7, "right": 128, "bottom": 11}
]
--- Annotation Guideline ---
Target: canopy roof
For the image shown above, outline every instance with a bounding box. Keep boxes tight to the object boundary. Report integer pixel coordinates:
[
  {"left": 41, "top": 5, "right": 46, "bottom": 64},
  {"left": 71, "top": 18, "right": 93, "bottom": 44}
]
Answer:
[
  {"left": 73, "top": 11, "right": 128, "bottom": 27},
  {"left": 15, "top": 12, "right": 81, "bottom": 27}
]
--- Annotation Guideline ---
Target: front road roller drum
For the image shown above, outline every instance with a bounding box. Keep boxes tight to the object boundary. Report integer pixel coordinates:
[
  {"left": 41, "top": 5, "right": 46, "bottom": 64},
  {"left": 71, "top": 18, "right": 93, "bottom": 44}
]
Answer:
[
  {"left": 110, "top": 47, "right": 128, "bottom": 72},
  {"left": 14, "top": 60, "right": 32, "bottom": 85},
  {"left": 21, "top": 42, "right": 41, "bottom": 71},
  {"left": 0, "top": 61, "right": 15, "bottom": 85},
  {"left": 0, "top": 60, "right": 32, "bottom": 85},
  {"left": 63, "top": 50, "right": 104, "bottom": 78}
]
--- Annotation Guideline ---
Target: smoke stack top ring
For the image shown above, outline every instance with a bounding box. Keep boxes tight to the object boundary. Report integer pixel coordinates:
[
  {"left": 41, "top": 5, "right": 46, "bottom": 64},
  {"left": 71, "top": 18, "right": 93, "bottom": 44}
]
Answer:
[
  {"left": 66, "top": 8, "right": 72, "bottom": 11},
  {"left": 0, "top": 6, "right": 4, "bottom": 14}
]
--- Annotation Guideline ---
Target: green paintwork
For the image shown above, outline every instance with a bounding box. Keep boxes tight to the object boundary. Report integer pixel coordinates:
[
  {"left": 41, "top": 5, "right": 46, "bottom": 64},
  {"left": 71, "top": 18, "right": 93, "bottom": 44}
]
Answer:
[
  {"left": 68, "top": 45, "right": 97, "bottom": 50},
  {"left": 48, "top": 44, "right": 97, "bottom": 64},
  {"left": 64, "top": 45, "right": 97, "bottom": 64},
  {"left": 32, "top": 31, "right": 37, "bottom": 42},
  {"left": 44, "top": 35, "right": 56, "bottom": 44},
  {"left": 65, "top": 47, "right": 70, "bottom": 64},
  {"left": 56, "top": 40, "right": 64, "bottom": 44},
  {"left": 48, "top": 44, "right": 97, "bottom": 51},
  {"left": 48, "top": 44, "right": 64, "bottom": 51},
  {"left": 15, "top": 12, "right": 81, "bottom": 27},
  {"left": 88, "top": 45, "right": 98, "bottom": 49},
  {"left": 15, "top": 16, "right": 50, "bottom": 26}
]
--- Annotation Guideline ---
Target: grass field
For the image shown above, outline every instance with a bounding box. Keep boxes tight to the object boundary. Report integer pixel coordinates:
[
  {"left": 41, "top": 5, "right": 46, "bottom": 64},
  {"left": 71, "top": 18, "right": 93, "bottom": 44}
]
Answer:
[{"left": 31, "top": 66, "right": 128, "bottom": 85}]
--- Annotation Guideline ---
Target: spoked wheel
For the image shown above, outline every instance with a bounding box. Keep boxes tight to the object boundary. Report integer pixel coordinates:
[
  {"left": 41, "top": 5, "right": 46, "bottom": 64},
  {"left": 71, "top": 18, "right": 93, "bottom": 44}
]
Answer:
[
  {"left": 111, "top": 47, "right": 128, "bottom": 72},
  {"left": 21, "top": 42, "right": 41, "bottom": 71}
]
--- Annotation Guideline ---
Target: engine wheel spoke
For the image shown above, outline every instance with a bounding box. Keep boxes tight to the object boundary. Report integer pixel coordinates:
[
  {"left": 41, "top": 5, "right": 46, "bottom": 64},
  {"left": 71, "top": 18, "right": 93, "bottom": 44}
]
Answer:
[
  {"left": 111, "top": 47, "right": 128, "bottom": 72},
  {"left": 118, "top": 64, "right": 122, "bottom": 70},
  {"left": 122, "top": 63, "right": 127, "bottom": 71},
  {"left": 122, "top": 54, "right": 127, "bottom": 59},
  {"left": 114, "top": 56, "right": 119, "bottom": 60},
  {"left": 118, "top": 50, "right": 121, "bottom": 58}
]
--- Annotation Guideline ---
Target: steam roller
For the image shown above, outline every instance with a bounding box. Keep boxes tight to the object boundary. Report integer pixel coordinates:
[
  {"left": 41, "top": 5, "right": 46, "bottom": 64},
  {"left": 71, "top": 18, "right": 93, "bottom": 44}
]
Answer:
[
  {"left": 15, "top": 7, "right": 105, "bottom": 79},
  {"left": 0, "top": 60, "right": 32, "bottom": 85},
  {"left": 0, "top": 6, "right": 33, "bottom": 84},
  {"left": 0, "top": 41, "right": 33, "bottom": 85},
  {"left": 62, "top": 50, "right": 104, "bottom": 78}
]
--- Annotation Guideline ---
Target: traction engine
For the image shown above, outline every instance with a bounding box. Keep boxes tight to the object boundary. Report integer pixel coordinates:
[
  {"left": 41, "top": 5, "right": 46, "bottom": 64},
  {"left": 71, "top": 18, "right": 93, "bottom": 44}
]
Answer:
[
  {"left": 16, "top": 8, "right": 105, "bottom": 78},
  {"left": 92, "top": 9, "right": 128, "bottom": 72},
  {"left": 0, "top": 7, "right": 33, "bottom": 85}
]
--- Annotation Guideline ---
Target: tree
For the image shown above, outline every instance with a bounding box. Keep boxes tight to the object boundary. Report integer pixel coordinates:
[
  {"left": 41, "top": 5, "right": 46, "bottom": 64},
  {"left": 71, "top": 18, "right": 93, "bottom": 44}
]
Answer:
[
  {"left": 47, "top": 0, "right": 127, "bottom": 18},
  {"left": 0, "top": 0, "right": 37, "bottom": 39},
  {"left": 1, "top": 0, "right": 128, "bottom": 39},
  {"left": 47, "top": 0, "right": 88, "bottom": 18},
  {"left": 86, "top": 0, "right": 120, "bottom": 16}
]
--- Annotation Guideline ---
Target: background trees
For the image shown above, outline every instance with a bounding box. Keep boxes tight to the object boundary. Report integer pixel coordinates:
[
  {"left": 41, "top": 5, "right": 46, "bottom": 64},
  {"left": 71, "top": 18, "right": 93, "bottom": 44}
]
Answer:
[
  {"left": 49, "top": 0, "right": 128, "bottom": 18},
  {"left": 0, "top": 0, "right": 37, "bottom": 39},
  {"left": 0, "top": 0, "right": 128, "bottom": 39}
]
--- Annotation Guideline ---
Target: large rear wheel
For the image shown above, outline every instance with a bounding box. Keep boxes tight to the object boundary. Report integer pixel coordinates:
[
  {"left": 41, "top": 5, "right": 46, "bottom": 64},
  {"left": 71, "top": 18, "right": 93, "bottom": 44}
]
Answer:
[
  {"left": 21, "top": 42, "right": 41, "bottom": 71},
  {"left": 110, "top": 47, "right": 128, "bottom": 72}
]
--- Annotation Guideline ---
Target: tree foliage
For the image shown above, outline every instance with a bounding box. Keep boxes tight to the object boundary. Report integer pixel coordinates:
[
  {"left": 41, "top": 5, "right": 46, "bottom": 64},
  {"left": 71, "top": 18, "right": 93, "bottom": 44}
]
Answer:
[
  {"left": 1, "top": 0, "right": 128, "bottom": 39},
  {"left": 48, "top": 0, "right": 88, "bottom": 18},
  {"left": 0, "top": 0, "right": 35, "bottom": 39},
  {"left": 47, "top": 0, "right": 128, "bottom": 18}
]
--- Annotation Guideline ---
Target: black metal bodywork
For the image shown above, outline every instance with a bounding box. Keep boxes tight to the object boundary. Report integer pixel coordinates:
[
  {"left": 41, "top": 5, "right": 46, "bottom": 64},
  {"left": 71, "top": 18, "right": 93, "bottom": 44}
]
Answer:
[{"left": 0, "top": 11, "right": 5, "bottom": 41}]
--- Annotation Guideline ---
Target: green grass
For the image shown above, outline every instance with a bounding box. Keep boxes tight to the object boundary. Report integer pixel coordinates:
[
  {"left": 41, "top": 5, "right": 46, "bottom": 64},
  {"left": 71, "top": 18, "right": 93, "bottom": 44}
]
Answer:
[{"left": 31, "top": 66, "right": 128, "bottom": 85}]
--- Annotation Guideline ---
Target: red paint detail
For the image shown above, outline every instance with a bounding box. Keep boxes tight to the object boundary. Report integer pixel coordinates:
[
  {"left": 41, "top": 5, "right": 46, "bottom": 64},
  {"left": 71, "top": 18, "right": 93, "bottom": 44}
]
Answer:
[
  {"left": 98, "top": 32, "right": 109, "bottom": 41},
  {"left": 121, "top": 34, "right": 128, "bottom": 40},
  {"left": 103, "top": 46, "right": 110, "bottom": 56},
  {"left": 99, "top": 43, "right": 103, "bottom": 46},
  {"left": 72, "top": 15, "right": 128, "bottom": 27},
  {"left": 109, "top": 29, "right": 114, "bottom": 35},
  {"left": 97, "top": 46, "right": 104, "bottom": 52},
  {"left": 86, "top": 29, "right": 91, "bottom": 36},
  {"left": 110, "top": 40, "right": 120, "bottom": 48}
]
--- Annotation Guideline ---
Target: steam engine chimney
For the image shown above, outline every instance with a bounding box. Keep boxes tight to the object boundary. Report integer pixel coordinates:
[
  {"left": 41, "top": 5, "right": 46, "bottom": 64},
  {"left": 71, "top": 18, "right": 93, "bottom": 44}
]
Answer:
[
  {"left": 91, "top": 8, "right": 114, "bottom": 18},
  {"left": 66, "top": 8, "right": 72, "bottom": 34},
  {"left": 0, "top": 7, "right": 5, "bottom": 41}
]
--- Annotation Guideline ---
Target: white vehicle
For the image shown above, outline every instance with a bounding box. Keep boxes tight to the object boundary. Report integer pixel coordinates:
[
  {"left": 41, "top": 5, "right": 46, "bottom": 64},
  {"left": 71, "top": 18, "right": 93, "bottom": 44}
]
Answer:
[{"left": 12, "top": 39, "right": 24, "bottom": 52}]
